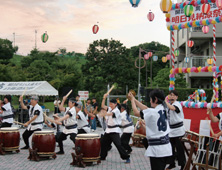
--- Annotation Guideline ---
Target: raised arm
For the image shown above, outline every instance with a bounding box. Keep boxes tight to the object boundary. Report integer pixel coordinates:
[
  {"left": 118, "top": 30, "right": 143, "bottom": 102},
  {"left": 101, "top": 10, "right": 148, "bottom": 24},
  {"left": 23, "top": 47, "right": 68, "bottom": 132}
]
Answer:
[
  {"left": 19, "top": 96, "right": 28, "bottom": 110},
  {"left": 128, "top": 92, "right": 148, "bottom": 110},
  {"left": 59, "top": 96, "right": 67, "bottom": 112},
  {"left": 101, "top": 93, "right": 108, "bottom": 110},
  {"left": 208, "top": 108, "right": 219, "bottom": 123}
]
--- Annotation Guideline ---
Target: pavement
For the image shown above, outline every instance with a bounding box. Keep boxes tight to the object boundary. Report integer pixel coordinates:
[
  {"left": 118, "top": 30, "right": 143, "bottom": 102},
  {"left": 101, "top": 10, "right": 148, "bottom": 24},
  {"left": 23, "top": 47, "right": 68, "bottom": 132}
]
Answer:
[{"left": 0, "top": 126, "right": 182, "bottom": 170}]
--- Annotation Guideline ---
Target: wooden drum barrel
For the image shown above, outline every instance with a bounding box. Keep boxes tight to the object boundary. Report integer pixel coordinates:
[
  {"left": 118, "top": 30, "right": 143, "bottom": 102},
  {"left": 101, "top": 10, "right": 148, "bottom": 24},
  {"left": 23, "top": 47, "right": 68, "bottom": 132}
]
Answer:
[
  {"left": 32, "top": 130, "right": 56, "bottom": 157},
  {"left": 0, "top": 127, "right": 20, "bottom": 152},
  {"left": 75, "top": 134, "right": 101, "bottom": 163},
  {"left": 134, "top": 120, "right": 146, "bottom": 138}
]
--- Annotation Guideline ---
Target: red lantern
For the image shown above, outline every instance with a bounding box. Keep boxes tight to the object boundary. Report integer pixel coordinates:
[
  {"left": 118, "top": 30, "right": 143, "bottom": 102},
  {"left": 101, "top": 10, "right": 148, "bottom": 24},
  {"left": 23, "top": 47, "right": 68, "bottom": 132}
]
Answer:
[
  {"left": 187, "top": 40, "right": 194, "bottom": 48},
  {"left": 92, "top": 25, "right": 99, "bottom": 34},
  {"left": 144, "top": 54, "right": 149, "bottom": 60},
  {"left": 148, "top": 52, "right": 153, "bottom": 58},
  {"left": 216, "top": 0, "right": 222, "bottom": 9},
  {"left": 147, "top": 11, "right": 155, "bottom": 22},
  {"left": 202, "top": 3, "right": 211, "bottom": 15},
  {"left": 202, "top": 26, "right": 209, "bottom": 34},
  {"left": 166, "top": 54, "right": 171, "bottom": 60}
]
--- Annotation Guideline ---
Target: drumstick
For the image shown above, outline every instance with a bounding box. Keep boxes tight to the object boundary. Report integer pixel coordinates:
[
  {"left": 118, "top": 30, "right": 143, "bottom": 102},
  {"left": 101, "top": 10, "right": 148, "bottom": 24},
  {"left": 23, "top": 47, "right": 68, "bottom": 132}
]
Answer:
[
  {"left": 207, "top": 91, "right": 216, "bottom": 114},
  {"left": 19, "top": 87, "right": 27, "bottom": 102},
  {"left": 65, "top": 89, "right": 73, "bottom": 98},
  {"left": 205, "top": 117, "right": 215, "bottom": 136},
  {"left": 43, "top": 112, "right": 56, "bottom": 123},
  {"left": 106, "top": 85, "right": 115, "bottom": 95},
  {"left": 14, "top": 121, "right": 25, "bottom": 126}
]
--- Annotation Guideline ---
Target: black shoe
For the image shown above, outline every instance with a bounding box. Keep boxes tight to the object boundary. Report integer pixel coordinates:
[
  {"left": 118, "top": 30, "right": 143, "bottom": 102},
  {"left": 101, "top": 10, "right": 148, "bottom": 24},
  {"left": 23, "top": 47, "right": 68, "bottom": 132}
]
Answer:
[
  {"left": 56, "top": 151, "right": 64, "bottom": 155},
  {"left": 21, "top": 146, "right": 29, "bottom": 149},
  {"left": 166, "top": 164, "right": 176, "bottom": 170}
]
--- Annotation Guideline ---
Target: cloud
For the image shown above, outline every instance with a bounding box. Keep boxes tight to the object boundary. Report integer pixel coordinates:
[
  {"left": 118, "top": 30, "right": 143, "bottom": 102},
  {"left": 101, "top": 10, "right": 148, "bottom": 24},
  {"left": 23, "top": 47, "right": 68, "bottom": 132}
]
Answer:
[{"left": 0, "top": 0, "right": 170, "bottom": 55}]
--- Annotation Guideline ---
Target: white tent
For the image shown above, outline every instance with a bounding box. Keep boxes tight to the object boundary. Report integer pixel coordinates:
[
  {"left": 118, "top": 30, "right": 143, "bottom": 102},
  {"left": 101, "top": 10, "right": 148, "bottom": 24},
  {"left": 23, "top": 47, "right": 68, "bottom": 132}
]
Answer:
[{"left": 0, "top": 81, "right": 58, "bottom": 96}]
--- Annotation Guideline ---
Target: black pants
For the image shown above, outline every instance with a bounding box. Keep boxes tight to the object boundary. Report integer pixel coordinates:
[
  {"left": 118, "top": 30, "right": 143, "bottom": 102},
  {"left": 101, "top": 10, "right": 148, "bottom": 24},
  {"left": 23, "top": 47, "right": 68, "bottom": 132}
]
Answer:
[
  {"left": 169, "top": 136, "right": 186, "bottom": 166},
  {"left": 150, "top": 156, "right": 170, "bottom": 170},
  {"left": 22, "top": 129, "right": 41, "bottom": 147},
  {"left": 121, "top": 133, "right": 132, "bottom": 152},
  {"left": 78, "top": 129, "right": 87, "bottom": 134},
  {"left": 100, "top": 133, "right": 130, "bottom": 160},
  {"left": 57, "top": 132, "right": 76, "bottom": 152},
  {"left": 0, "top": 122, "right": 12, "bottom": 128}
]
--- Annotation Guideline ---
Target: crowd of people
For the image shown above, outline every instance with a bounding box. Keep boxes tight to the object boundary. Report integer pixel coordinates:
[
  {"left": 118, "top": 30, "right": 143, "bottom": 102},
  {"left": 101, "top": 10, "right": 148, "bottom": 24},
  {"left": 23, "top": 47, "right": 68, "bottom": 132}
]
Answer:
[{"left": 1, "top": 89, "right": 222, "bottom": 170}]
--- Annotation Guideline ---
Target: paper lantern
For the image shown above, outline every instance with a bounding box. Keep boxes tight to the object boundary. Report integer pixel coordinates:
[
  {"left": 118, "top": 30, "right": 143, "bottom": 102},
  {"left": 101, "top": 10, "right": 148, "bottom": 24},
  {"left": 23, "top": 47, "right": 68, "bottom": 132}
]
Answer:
[
  {"left": 202, "top": 26, "right": 209, "bottom": 34},
  {"left": 174, "top": 49, "right": 180, "bottom": 56},
  {"left": 92, "top": 25, "right": 99, "bottom": 34},
  {"left": 202, "top": 3, "right": 211, "bottom": 15},
  {"left": 144, "top": 54, "right": 149, "bottom": 60},
  {"left": 166, "top": 54, "right": 171, "bottom": 60},
  {"left": 160, "top": 0, "right": 172, "bottom": 13},
  {"left": 184, "top": 57, "right": 189, "bottom": 63},
  {"left": 129, "top": 0, "right": 141, "bottom": 7},
  {"left": 162, "top": 56, "right": 167, "bottom": 63},
  {"left": 207, "top": 58, "right": 213, "bottom": 65},
  {"left": 216, "top": 0, "right": 222, "bottom": 9},
  {"left": 148, "top": 52, "right": 153, "bottom": 58},
  {"left": 153, "top": 56, "right": 158, "bottom": 61},
  {"left": 41, "top": 32, "right": 49, "bottom": 43},
  {"left": 187, "top": 40, "right": 194, "bottom": 48},
  {"left": 184, "top": 4, "right": 194, "bottom": 17},
  {"left": 147, "top": 11, "right": 155, "bottom": 22}
]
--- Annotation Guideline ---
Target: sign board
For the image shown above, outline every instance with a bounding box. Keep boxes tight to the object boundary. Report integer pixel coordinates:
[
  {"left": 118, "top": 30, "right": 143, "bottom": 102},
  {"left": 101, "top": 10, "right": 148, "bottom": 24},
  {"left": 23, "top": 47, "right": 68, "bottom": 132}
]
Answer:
[
  {"left": 165, "top": 2, "right": 222, "bottom": 31},
  {"left": 78, "top": 91, "right": 89, "bottom": 101}
]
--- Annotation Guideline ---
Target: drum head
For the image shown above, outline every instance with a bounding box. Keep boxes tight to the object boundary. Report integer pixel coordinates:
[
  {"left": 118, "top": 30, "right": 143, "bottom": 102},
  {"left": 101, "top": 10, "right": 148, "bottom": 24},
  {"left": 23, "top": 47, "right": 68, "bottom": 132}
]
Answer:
[
  {"left": 0, "top": 127, "right": 19, "bottom": 131},
  {"left": 34, "top": 130, "right": 54, "bottom": 134},
  {"left": 77, "top": 133, "right": 100, "bottom": 138}
]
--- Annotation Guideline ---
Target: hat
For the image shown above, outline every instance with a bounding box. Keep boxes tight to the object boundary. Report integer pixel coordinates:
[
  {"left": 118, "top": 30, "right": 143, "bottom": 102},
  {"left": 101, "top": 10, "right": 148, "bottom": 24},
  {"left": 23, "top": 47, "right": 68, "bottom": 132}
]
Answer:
[
  {"left": 30, "top": 96, "right": 39, "bottom": 100},
  {"left": 110, "top": 99, "right": 117, "bottom": 104}
]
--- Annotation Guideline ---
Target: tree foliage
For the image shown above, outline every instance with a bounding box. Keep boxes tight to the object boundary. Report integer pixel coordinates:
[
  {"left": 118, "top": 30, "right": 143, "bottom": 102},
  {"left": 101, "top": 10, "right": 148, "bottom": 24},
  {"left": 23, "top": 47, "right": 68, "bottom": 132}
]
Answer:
[{"left": 82, "top": 39, "right": 138, "bottom": 94}]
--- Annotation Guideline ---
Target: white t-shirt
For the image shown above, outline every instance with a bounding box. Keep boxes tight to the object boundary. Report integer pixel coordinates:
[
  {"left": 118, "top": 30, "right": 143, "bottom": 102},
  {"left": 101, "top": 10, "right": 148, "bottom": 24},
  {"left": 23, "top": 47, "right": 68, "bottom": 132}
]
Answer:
[
  {"left": 142, "top": 104, "right": 172, "bottom": 157},
  {"left": 77, "top": 110, "right": 90, "bottom": 133},
  {"left": 105, "top": 107, "right": 122, "bottom": 134},
  {"left": 63, "top": 107, "right": 77, "bottom": 134},
  {"left": 167, "top": 101, "right": 185, "bottom": 137},
  {"left": 2, "top": 102, "right": 13, "bottom": 124},
  {"left": 27, "top": 104, "right": 43, "bottom": 131},
  {"left": 121, "top": 110, "right": 134, "bottom": 133}
]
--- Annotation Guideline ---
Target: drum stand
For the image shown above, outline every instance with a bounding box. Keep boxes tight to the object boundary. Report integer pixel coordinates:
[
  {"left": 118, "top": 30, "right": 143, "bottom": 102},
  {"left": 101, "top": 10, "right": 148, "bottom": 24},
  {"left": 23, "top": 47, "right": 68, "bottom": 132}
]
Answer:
[
  {"left": 191, "top": 144, "right": 221, "bottom": 170},
  {"left": 70, "top": 152, "right": 86, "bottom": 168},
  {"left": 182, "top": 140, "right": 198, "bottom": 170},
  {"left": 0, "top": 143, "right": 5, "bottom": 155},
  {"left": 28, "top": 148, "right": 57, "bottom": 161}
]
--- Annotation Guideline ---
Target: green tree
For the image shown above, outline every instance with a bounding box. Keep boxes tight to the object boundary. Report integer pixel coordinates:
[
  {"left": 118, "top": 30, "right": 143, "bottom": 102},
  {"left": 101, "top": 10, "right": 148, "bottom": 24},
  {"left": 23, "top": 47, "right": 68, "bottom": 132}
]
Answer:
[
  {"left": 0, "top": 39, "right": 16, "bottom": 61},
  {"left": 82, "top": 39, "right": 138, "bottom": 94},
  {"left": 152, "top": 67, "right": 187, "bottom": 88}
]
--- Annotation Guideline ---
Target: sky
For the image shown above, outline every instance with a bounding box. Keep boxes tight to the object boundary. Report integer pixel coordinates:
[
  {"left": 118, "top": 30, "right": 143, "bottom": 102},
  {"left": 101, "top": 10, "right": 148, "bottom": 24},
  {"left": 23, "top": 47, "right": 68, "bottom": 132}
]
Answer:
[{"left": 0, "top": 0, "right": 172, "bottom": 55}]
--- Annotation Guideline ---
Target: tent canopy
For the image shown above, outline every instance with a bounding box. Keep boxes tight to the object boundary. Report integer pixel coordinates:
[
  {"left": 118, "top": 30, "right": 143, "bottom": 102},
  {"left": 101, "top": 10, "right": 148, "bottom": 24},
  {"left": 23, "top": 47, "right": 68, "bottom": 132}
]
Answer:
[{"left": 0, "top": 81, "right": 58, "bottom": 96}]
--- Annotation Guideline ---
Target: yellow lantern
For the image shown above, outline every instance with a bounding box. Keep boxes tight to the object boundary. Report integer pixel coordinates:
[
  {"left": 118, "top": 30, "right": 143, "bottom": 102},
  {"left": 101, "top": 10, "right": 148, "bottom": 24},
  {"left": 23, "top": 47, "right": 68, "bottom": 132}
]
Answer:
[
  {"left": 207, "top": 58, "right": 213, "bottom": 65},
  {"left": 160, "top": 0, "right": 173, "bottom": 13},
  {"left": 162, "top": 56, "right": 167, "bottom": 63}
]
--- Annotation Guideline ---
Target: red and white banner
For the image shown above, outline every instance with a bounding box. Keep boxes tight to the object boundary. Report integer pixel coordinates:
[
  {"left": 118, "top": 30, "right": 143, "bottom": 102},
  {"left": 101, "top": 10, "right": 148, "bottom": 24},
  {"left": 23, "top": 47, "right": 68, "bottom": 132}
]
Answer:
[{"left": 78, "top": 91, "right": 89, "bottom": 101}]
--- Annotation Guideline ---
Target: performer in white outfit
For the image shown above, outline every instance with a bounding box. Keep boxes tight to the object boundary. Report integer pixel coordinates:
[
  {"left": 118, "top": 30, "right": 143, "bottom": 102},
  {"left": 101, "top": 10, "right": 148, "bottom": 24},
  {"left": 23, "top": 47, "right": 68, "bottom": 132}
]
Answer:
[
  {"left": 165, "top": 90, "right": 186, "bottom": 170},
  {"left": 76, "top": 104, "right": 90, "bottom": 134},
  {"left": 55, "top": 96, "right": 78, "bottom": 154},
  {"left": 208, "top": 108, "right": 222, "bottom": 140},
  {"left": 0, "top": 95, "right": 13, "bottom": 128},
  {"left": 128, "top": 89, "right": 172, "bottom": 170},
  {"left": 19, "top": 95, "right": 43, "bottom": 149},
  {"left": 120, "top": 104, "right": 134, "bottom": 154},
  {"left": 100, "top": 93, "right": 130, "bottom": 163}
]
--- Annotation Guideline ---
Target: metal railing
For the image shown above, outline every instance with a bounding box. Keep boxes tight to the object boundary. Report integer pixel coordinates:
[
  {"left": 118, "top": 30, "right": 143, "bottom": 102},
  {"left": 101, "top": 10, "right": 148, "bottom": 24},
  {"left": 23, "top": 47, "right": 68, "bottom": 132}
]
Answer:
[{"left": 189, "top": 56, "right": 222, "bottom": 67}]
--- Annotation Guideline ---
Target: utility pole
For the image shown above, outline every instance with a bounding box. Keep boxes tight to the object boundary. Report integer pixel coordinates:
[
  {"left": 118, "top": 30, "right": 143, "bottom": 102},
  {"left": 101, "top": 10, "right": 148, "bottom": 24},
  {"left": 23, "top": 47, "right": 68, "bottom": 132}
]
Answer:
[
  {"left": 35, "top": 30, "right": 37, "bottom": 49},
  {"left": 13, "top": 32, "right": 15, "bottom": 47}
]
